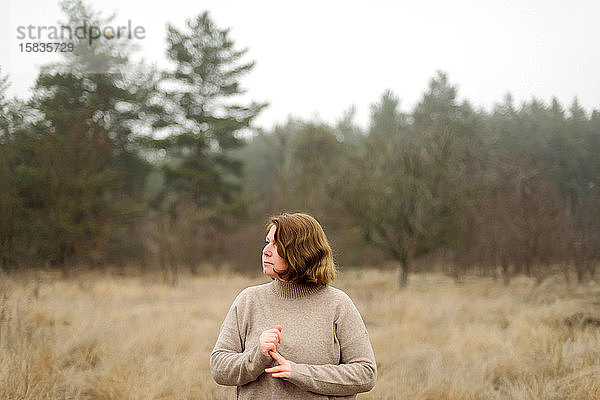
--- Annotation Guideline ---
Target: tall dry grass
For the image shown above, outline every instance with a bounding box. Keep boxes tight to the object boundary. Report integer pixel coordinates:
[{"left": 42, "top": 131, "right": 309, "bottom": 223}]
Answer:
[{"left": 1, "top": 268, "right": 599, "bottom": 399}]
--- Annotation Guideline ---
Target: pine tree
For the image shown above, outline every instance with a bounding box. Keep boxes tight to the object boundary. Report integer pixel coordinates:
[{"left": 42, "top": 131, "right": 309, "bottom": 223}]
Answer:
[
  {"left": 0, "top": 70, "right": 27, "bottom": 269},
  {"left": 369, "top": 90, "right": 407, "bottom": 139},
  {"left": 26, "top": 0, "right": 153, "bottom": 268},
  {"left": 155, "top": 11, "right": 266, "bottom": 208}
]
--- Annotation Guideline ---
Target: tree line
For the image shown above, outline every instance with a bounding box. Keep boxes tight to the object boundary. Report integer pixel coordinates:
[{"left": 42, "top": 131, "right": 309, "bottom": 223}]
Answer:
[{"left": 1, "top": 1, "right": 599, "bottom": 286}]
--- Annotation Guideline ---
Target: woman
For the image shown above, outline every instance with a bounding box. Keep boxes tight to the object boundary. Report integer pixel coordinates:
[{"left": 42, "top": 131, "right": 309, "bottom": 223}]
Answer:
[{"left": 210, "top": 212, "right": 377, "bottom": 399}]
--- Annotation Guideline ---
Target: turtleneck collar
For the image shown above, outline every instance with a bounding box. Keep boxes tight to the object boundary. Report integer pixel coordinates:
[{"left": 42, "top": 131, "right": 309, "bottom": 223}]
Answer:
[{"left": 270, "top": 278, "right": 326, "bottom": 299}]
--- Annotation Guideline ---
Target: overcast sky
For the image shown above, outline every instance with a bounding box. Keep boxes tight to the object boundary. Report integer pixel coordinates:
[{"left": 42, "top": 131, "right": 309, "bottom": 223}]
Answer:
[{"left": 2, "top": 0, "right": 599, "bottom": 130}]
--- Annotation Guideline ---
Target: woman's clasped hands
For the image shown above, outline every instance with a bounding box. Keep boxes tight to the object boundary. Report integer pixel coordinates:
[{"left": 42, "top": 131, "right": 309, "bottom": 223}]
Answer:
[{"left": 259, "top": 325, "right": 292, "bottom": 379}]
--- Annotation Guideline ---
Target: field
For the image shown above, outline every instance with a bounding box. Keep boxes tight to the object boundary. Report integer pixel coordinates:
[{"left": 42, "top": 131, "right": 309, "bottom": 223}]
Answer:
[{"left": 1, "top": 268, "right": 599, "bottom": 399}]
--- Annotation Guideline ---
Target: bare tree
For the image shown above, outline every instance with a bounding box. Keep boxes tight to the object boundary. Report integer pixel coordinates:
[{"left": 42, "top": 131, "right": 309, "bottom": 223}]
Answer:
[{"left": 338, "top": 127, "right": 480, "bottom": 287}]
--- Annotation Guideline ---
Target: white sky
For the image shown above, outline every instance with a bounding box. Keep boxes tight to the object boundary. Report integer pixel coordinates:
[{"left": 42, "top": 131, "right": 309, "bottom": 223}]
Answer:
[{"left": 1, "top": 0, "right": 599, "bottom": 130}]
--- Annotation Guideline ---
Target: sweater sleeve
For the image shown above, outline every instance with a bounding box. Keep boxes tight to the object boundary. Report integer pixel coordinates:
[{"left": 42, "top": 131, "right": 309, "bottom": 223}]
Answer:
[
  {"left": 287, "top": 294, "right": 377, "bottom": 396},
  {"left": 210, "top": 294, "right": 274, "bottom": 386}
]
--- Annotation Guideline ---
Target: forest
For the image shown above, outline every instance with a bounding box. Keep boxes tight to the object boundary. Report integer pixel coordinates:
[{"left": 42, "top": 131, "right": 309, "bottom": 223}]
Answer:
[
  {"left": 2, "top": 2, "right": 600, "bottom": 398},
  {"left": 1, "top": 1, "right": 599, "bottom": 287}
]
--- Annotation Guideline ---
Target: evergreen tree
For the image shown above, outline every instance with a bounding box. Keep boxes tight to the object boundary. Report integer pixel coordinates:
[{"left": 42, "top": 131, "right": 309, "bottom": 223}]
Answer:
[
  {"left": 155, "top": 11, "right": 266, "bottom": 208},
  {"left": 413, "top": 71, "right": 484, "bottom": 140},
  {"left": 0, "top": 71, "right": 27, "bottom": 269},
  {"left": 24, "top": 0, "right": 152, "bottom": 268},
  {"left": 369, "top": 90, "right": 407, "bottom": 138},
  {"left": 413, "top": 71, "right": 460, "bottom": 129}
]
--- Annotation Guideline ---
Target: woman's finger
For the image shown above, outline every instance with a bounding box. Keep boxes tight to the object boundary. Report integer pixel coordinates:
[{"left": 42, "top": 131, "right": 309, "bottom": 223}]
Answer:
[
  {"left": 271, "top": 372, "right": 290, "bottom": 379},
  {"left": 265, "top": 333, "right": 279, "bottom": 343},
  {"left": 266, "top": 329, "right": 282, "bottom": 344},
  {"left": 265, "top": 343, "right": 275, "bottom": 353},
  {"left": 274, "top": 326, "right": 282, "bottom": 343},
  {"left": 269, "top": 350, "right": 287, "bottom": 363},
  {"left": 264, "top": 333, "right": 276, "bottom": 342}
]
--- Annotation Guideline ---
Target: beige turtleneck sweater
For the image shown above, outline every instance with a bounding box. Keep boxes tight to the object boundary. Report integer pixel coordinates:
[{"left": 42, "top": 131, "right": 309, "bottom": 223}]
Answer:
[{"left": 210, "top": 279, "right": 377, "bottom": 399}]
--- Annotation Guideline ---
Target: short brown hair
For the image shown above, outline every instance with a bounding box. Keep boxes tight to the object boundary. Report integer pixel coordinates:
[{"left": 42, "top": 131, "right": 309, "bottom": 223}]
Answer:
[{"left": 266, "top": 213, "right": 336, "bottom": 285}]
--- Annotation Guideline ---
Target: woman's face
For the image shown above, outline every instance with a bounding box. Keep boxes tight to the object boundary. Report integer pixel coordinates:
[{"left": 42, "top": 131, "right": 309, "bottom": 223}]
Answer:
[{"left": 262, "top": 225, "right": 288, "bottom": 280}]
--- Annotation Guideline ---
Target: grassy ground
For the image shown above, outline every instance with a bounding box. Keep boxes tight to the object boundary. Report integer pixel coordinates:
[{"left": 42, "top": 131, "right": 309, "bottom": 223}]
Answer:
[{"left": 1, "top": 268, "right": 599, "bottom": 399}]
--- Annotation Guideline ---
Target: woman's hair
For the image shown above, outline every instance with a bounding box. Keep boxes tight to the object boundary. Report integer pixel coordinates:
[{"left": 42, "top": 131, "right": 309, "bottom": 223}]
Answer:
[{"left": 266, "top": 212, "right": 336, "bottom": 285}]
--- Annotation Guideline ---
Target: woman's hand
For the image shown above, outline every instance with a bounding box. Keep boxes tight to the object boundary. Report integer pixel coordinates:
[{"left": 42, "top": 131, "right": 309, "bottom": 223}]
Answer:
[
  {"left": 265, "top": 350, "right": 292, "bottom": 379},
  {"left": 259, "top": 325, "right": 282, "bottom": 356}
]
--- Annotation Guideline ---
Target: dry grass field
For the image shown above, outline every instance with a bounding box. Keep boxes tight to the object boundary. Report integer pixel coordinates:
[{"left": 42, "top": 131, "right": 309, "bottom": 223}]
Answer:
[{"left": 1, "top": 268, "right": 599, "bottom": 399}]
